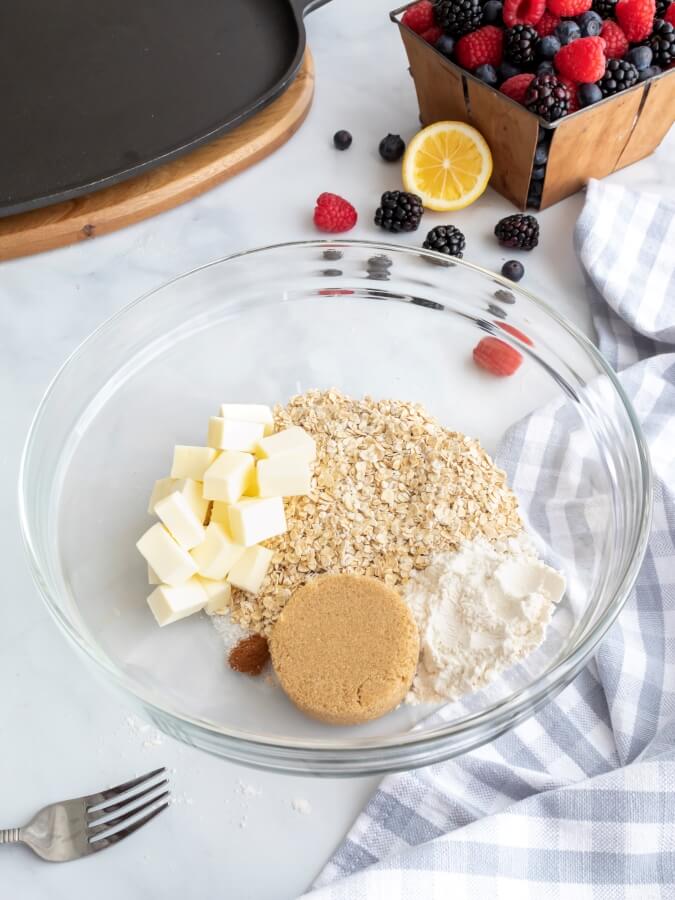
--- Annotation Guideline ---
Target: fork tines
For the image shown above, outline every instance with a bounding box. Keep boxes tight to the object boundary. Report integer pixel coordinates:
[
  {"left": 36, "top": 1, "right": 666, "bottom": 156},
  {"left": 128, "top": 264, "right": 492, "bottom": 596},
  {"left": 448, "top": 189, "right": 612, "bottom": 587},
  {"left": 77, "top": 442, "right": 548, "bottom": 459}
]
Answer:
[{"left": 86, "top": 767, "right": 170, "bottom": 849}]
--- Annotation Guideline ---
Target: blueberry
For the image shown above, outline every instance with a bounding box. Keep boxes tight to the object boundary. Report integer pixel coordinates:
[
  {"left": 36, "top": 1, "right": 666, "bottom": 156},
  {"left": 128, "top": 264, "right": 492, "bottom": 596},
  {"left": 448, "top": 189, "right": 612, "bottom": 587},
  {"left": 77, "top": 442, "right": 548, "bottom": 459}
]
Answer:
[
  {"left": 638, "top": 64, "right": 662, "bottom": 82},
  {"left": 475, "top": 63, "right": 498, "bottom": 85},
  {"left": 435, "top": 33, "right": 455, "bottom": 57},
  {"left": 531, "top": 165, "right": 547, "bottom": 181},
  {"left": 626, "top": 45, "right": 653, "bottom": 70},
  {"left": 527, "top": 194, "right": 542, "bottom": 210},
  {"left": 556, "top": 19, "right": 581, "bottom": 45},
  {"left": 333, "top": 130, "right": 352, "bottom": 150},
  {"left": 498, "top": 61, "right": 521, "bottom": 81},
  {"left": 537, "top": 61, "right": 555, "bottom": 76},
  {"left": 537, "top": 127, "right": 550, "bottom": 145},
  {"left": 528, "top": 180, "right": 543, "bottom": 197},
  {"left": 534, "top": 143, "right": 549, "bottom": 165},
  {"left": 482, "top": 0, "right": 503, "bottom": 23},
  {"left": 578, "top": 82, "right": 603, "bottom": 106},
  {"left": 502, "top": 260, "right": 525, "bottom": 282},
  {"left": 378, "top": 133, "right": 406, "bottom": 162},
  {"left": 576, "top": 10, "right": 602, "bottom": 35},
  {"left": 537, "top": 35, "right": 561, "bottom": 59}
]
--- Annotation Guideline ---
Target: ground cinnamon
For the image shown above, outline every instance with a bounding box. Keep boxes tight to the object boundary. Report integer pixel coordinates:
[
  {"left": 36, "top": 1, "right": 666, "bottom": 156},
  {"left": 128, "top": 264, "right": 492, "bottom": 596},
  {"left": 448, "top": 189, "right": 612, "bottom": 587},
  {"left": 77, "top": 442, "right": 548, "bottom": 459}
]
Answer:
[{"left": 228, "top": 634, "right": 270, "bottom": 676}]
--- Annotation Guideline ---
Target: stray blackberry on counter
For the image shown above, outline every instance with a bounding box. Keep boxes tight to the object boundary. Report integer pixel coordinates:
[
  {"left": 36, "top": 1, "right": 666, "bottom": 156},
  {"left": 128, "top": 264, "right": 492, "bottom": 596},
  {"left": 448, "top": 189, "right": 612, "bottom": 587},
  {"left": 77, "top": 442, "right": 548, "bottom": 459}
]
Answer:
[
  {"left": 525, "top": 73, "right": 569, "bottom": 121},
  {"left": 423, "top": 224, "right": 466, "bottom": 258},
  {"left": 434, "top": 0, "right": 483, "bottom": 36},
  {"left": 597, "top": 58, "right": 639, "bottom": 95},
  {"left": 646, "top": 19, "right": 675, "bottom": 68},
  {"left": 495, "top": 214, "right": 539, "bottom": 250},
  {"left": 374, "top": 191, "right": 424, "bottom": 233},
  {"left": 333, "top": 130, "right": 352, "bottom": 150},
  {"left": 504, "top": 24, "right": 539, "bottom": 64},
  {"left": 502, "top": 260, "right": 525, "bottom": 281},
  {"left": 379, "top": 133, "right": 406, "bottom": 162}
]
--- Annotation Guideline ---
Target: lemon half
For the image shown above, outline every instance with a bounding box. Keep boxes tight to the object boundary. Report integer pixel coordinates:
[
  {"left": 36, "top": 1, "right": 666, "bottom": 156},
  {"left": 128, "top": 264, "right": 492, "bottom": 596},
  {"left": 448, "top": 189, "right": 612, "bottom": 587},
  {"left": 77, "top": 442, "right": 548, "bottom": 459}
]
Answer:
[{"left": 402, "top": 121, "right": 493, "bottom": 212}]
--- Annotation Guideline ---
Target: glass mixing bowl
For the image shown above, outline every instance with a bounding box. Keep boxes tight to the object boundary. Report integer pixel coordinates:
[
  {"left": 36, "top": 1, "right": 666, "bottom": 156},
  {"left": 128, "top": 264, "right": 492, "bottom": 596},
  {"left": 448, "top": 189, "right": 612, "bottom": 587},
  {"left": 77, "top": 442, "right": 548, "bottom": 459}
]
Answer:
[{"left": 19, "top": 241, "right": 651, "bottom": 775}]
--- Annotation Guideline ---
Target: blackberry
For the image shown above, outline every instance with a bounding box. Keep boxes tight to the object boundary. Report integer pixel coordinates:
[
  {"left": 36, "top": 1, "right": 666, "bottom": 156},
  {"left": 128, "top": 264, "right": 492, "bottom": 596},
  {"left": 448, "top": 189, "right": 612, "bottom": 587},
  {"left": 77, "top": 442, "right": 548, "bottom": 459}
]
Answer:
[
  {"left": 333, "top": 130, "right": 352, "bottom": 150},
  {"left": 597, "top": 58, "right": 639, "bottom": 96},
  {"left": 495, "top": 214, "right": 539, "bottom": 250},
  {"left": 525, "top": 73, "right": 569, "bottom": 121},
  {"left": 656, "top": 0, "right": 672, "bottom": 16},
  {"left": 592, "top": 0, "right": 616, "bottom": 15},
  {"left": 379, "top": 133, "right": 406, "bottom": 162},
  {"left": 423, "top": 224, "right": 466, "bottom": 258},
  {"left": 374, "top": 191, "right": 424, "bottom": 233},
  {"left": 646, "top": 20, "right": 675, "bottom": 68},
  {"left": 504, "top": 24, "right": 539, "bottom": 65},
  {"left": 434, "top": 0, "right": 483, "bottom": 36},
  {"left": 482, "top": 0, "right": 503, "bottom": 23}
]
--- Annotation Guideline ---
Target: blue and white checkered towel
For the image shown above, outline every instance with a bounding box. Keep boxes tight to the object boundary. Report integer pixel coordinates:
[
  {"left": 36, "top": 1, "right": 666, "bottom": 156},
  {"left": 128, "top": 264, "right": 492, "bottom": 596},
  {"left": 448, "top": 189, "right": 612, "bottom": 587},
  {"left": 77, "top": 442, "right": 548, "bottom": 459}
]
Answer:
[{"left": 306, "top": 180, "right": 675, "bottom": 898}]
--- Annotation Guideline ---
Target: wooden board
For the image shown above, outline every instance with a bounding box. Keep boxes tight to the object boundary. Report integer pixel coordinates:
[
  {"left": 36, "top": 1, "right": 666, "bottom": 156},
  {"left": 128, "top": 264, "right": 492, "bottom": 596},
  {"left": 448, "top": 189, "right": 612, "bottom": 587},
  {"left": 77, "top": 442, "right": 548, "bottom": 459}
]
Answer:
[{"left": 0, "top": 51, "right": 314, "bottom": 261}]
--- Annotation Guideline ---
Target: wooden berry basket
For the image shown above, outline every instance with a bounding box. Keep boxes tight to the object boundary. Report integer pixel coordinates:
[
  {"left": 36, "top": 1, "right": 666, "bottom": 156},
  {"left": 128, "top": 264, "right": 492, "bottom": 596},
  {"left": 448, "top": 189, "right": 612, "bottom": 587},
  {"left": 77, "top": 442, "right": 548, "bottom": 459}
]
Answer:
[{"left": 391, "top": 3, "right": 675, "bottom": 210}]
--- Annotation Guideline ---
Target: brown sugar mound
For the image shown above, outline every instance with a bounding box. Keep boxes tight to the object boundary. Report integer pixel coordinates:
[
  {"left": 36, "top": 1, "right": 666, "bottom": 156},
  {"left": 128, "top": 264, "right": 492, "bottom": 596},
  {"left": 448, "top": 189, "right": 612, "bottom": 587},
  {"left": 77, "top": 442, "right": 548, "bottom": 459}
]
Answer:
[{"left": 269, "top": 574, "right": 420, "bottom": 725}]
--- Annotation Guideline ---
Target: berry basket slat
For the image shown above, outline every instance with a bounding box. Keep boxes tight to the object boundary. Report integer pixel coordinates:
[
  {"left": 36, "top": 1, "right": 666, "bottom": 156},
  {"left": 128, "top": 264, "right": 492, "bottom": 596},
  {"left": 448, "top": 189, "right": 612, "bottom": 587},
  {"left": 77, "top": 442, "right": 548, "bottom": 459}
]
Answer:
[{"left": 391, "top": 3, "right": 675, "bottom": 211}]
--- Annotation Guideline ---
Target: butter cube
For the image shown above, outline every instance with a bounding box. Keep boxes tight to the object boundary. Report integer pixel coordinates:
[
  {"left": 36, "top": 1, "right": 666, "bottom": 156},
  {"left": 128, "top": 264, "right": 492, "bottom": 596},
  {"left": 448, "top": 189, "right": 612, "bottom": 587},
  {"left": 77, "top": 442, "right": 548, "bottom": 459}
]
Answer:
[
  {"left": 256, "top": 426, "right": 316, "bottom": 462},
  {"left": 148, "top": 478, "right": 209, "bottom": 523},
  {"left": 171, "top": 446, "right": 218, "bottom": 481},
  {"left": 137, "top": 523, "right": 197, "bottom": 586},
  {"left": 227, "top": 545, "right": 273, "bottom": 595},
  {"left": 154, "top": 491, "right": 206, "bottom": 550},
  {"left": 147, "top": 578, "right": 208, "bottom": 626},
  {"left": 190, "top": 522, "right": 246, "bottom": 580},
  {"left": 203, "top": 451, "right": 255, "bottom": 503},
  {"left": 220, "top": 403, "right": 274, "bottom": 436},
  {"left": 148, "top": 564, "right": 161, "bottom": 585},
  {"left": 227, "top": 497, "right": 286, "bottom": 547},
  {"left": 196, "top": 576, "right": 232, "bottom": 615},
  {"left": 256, "top": 454, "right": 312, "bottom": 498},
  {"left": 207, "top": 417, "right": 264, "bottom": 452}
]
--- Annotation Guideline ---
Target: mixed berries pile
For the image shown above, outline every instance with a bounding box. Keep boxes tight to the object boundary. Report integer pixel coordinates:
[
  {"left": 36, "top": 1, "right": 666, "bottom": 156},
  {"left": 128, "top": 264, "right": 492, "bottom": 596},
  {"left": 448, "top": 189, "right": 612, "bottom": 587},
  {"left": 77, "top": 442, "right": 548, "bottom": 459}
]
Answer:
[{"left": 401, "top": 0, "right": 674, "bottom": 119}]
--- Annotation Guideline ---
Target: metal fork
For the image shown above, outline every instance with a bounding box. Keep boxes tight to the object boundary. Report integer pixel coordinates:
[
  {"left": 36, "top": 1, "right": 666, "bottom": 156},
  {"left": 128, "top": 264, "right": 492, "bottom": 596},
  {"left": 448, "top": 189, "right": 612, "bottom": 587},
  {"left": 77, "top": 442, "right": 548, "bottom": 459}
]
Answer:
[{"left": 0, "top": 767, "right": 169, "bottom": 862}]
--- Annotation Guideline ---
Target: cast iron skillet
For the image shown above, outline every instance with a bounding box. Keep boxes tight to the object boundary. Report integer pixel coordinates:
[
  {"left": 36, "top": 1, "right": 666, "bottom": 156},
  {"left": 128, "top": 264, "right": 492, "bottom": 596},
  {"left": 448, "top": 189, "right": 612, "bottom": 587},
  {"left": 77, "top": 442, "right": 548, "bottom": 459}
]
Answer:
[{"left": 0, "top": 0, "right": 329, "bottom": 217}]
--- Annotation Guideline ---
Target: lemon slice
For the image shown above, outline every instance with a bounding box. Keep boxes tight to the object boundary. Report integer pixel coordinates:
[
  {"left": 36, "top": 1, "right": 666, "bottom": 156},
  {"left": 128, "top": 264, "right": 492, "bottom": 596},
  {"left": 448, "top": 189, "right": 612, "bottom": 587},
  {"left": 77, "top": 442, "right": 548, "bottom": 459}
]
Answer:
[{"left": 402, "top": 122, "right": 493, "bottom": 212}]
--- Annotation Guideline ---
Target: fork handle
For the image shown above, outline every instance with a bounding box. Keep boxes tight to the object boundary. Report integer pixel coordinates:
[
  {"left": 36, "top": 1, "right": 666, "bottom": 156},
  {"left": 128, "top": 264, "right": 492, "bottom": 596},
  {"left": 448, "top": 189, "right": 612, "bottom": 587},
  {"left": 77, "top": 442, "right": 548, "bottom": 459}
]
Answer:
[{"left": 0, "top": 828, "right": 21, "bottom": 844}]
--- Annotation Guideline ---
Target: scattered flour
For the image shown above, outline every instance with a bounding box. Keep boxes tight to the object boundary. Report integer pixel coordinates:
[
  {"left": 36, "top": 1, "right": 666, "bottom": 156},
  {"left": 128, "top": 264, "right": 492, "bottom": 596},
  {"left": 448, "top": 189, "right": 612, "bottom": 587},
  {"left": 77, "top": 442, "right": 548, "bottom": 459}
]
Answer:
[
  {"left": 406, "top": 534, "right": 566, "bottom": 704},
  {"left": 292, "top": 797, "right": 312, "bottom": 815}
]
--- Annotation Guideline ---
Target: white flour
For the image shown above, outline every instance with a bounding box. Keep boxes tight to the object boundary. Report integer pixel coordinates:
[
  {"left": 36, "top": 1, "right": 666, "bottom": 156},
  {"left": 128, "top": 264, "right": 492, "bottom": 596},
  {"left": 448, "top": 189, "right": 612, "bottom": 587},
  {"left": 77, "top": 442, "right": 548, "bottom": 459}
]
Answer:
[{"left": 405, "top": 534, "right": 566, "bottom": 704}]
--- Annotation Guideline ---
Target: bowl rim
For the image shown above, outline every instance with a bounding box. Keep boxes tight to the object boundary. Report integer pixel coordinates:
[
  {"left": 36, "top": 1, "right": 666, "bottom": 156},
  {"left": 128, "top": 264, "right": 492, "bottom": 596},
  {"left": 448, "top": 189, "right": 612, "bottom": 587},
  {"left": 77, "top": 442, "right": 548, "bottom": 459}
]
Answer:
[{"left": 18, "top": 238, "right": 653, "bottom": 764}]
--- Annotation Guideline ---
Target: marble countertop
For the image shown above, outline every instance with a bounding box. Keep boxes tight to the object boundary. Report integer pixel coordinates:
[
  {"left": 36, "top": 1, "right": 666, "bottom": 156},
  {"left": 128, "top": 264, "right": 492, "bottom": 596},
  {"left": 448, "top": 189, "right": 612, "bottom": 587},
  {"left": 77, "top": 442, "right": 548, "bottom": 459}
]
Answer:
[{"left": 2, "top": 1, "right": 673, "bottom": 896}]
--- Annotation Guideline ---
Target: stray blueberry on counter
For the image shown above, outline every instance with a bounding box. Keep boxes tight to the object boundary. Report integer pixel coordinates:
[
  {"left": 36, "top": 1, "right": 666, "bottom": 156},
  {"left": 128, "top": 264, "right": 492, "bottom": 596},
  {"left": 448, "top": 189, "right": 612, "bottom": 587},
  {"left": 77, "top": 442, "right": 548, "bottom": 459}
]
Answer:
[
  {"left": 626, "top": 46, "right": 653, "bottom": 70},
  {"left": 378, "top": 133, "right": 406, "bottom": 162},
  {"left": 435, "top": 33, "right": 455, "bottom": 57},
  {"left": 578, "top": 82, "right": 603, "bottom": 106},
  {"left": 502, "top": 260, "right": 525, "bottom": 282},
  {"left": 475, "top": 63, "right": 498, "bottom": 85},
  {"left": 333, "top": 130, "right": 352, "bottom": 150}
]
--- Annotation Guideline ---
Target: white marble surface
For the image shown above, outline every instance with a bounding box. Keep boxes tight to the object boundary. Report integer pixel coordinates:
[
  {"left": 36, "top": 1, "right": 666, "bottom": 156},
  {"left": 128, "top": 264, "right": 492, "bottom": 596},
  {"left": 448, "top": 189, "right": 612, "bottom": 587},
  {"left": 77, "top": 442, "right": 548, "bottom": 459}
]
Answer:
[{"left": 1, "top": 0, "right": 673, "bottom": 896}]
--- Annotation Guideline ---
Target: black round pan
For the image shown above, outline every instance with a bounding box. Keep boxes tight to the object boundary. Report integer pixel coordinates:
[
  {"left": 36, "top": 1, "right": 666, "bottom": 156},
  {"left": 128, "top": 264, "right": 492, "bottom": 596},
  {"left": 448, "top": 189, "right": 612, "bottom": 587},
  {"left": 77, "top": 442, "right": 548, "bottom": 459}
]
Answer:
[{"left": 0, "top": 0, "right": 329, "bottom": 217}]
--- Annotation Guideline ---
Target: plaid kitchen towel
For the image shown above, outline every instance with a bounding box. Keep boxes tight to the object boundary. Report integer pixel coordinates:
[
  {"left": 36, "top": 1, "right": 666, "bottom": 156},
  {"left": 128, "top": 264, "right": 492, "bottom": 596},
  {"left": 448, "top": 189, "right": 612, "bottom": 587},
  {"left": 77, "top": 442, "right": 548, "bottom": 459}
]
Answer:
[{"left": 306, "top": 180, "right": 675, "bottom": 899}]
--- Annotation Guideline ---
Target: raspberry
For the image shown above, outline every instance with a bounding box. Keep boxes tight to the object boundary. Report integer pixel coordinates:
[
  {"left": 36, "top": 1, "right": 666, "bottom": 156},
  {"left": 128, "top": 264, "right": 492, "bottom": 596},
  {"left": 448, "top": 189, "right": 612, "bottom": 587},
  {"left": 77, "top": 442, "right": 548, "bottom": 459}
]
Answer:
[
  {"left": 616, "top": 0, "right": 656, "bottom": 39},
  {"left": 536, "top": 10, "right": 561, "bottom": 33},
  {"left": 402, "top": 0, "right": 437, "bottom": 33},
  {"left": 600, "top": 19, "right": 630, "bottom": 56},
  {"left": 554, "top": 35, "right": 606, "bottom": 80},
  {"left": 500, "top": 72, "right": 536, "bottom": 101},
  {"left": 666, "top": 3, "right": 675, "bottom": 22},
  {"left": 421, "top": 24, "right": 444, "bottom": 41},
  {"left": 473, "top": 337, "right": 523, "bottom": 376},
  {"left": 547, "top": 0, "right": 591, "bottom": 14},
  {"left": 503, "top": 0, "right": 546, "bottom": 26},
  {"left": 313, "top": 193, "right": 357, "bottom": 233},
  {"left": 559, "top": 75, "right": 581, "bottom": 110},
  {"left": 497, "top": 322, "right": 534, "bottom": 344},
  {"left": 455, "top": 25, "right": 504, "bottom": 68}
]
